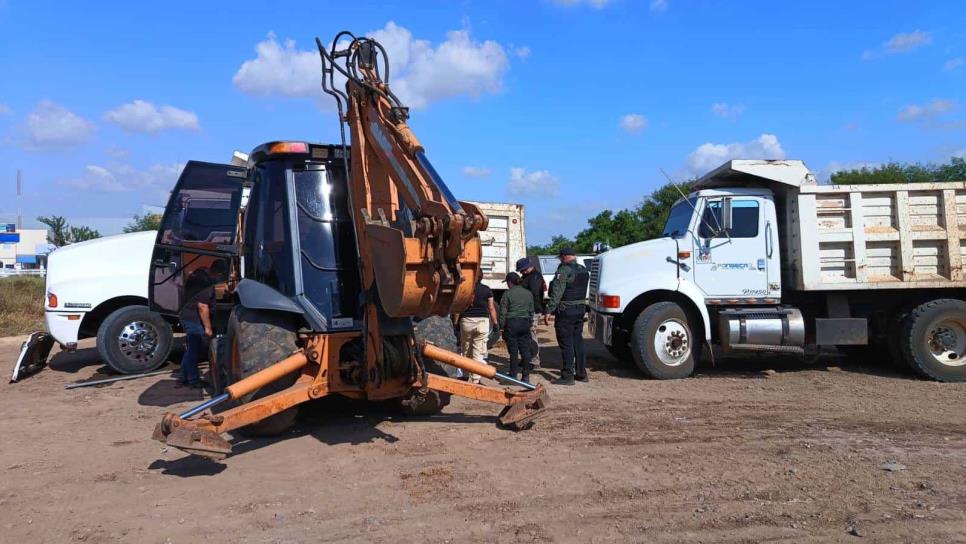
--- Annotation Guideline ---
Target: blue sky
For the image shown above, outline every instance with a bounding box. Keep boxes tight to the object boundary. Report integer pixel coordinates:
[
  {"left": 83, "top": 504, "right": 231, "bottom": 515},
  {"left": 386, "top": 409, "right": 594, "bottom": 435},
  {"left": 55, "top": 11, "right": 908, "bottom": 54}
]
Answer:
[{"left": 0, "top": 0, "right": 963, "bottom": 243}]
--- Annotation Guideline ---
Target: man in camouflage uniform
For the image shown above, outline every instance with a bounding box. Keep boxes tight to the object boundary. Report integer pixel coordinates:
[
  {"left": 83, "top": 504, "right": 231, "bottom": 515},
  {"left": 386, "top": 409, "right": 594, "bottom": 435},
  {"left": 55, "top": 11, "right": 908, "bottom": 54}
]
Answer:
[{"left": 546, "top": 247, "right": 590, "bottom": 385}]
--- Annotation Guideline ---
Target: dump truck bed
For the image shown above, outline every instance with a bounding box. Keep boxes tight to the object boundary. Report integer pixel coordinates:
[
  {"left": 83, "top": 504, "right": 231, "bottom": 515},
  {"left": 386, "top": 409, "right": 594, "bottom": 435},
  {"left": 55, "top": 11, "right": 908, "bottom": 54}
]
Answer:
[{"left": 788, "top": 182, "right": 966, "bottom": 290}]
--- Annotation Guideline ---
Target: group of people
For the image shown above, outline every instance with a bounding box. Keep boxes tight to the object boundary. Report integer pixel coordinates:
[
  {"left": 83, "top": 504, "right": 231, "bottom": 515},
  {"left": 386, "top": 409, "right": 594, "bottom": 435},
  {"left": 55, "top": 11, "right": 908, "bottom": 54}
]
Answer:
[{"left": 459, "top": 247, "right": 591, "bottom": 386}]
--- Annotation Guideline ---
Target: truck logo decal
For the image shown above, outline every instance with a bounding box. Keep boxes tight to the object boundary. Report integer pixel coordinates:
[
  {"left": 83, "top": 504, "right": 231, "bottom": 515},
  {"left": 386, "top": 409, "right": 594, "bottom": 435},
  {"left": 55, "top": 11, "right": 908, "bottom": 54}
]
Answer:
[
  {"left": 710, "top": 263, "right": 754, "bottom": 271},
  {"left": 64, "top": 302, "right": 92, "bottom": 309}
]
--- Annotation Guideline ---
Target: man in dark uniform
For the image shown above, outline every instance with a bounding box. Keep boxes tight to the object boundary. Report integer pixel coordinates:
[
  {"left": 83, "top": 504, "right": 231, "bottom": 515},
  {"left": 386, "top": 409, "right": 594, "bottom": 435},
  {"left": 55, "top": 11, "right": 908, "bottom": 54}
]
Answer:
[
  {"left": 546, "top": 247, "right": 590, "bottom": 385},
  {"left": 516, "top": 257, "right": 546, "bottom": 368}
]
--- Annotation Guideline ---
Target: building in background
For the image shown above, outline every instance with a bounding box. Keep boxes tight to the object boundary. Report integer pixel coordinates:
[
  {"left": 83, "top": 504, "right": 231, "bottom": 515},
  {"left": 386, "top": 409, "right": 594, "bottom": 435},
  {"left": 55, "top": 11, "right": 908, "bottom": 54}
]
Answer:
[{"left": 0, "top": 224, "right": 50, "bottom": 270}]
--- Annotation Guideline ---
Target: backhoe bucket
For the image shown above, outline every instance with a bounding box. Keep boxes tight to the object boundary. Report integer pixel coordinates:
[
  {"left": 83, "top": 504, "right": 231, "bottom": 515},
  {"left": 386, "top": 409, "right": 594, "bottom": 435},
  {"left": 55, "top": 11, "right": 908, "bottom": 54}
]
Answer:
[
  {"left": 498, "top": 385, "right": 550, "bottom": 430},
  {"left": 367, "top": 223, "right": 482, "bottom": 317}
]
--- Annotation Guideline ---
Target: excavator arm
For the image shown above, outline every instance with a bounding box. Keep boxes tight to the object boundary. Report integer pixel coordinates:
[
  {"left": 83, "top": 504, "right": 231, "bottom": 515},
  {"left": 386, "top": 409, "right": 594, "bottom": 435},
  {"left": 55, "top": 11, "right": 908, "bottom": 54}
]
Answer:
[{"left": 317, "top": 34, "right": 487, "bottom": 318}]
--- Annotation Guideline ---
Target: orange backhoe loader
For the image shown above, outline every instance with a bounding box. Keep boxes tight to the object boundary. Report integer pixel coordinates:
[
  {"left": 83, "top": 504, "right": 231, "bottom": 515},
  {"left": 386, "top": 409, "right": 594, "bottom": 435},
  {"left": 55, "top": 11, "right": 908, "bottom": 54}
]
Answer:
[{"left": 148, "top": 31, "right": 548, "bottom": 459}]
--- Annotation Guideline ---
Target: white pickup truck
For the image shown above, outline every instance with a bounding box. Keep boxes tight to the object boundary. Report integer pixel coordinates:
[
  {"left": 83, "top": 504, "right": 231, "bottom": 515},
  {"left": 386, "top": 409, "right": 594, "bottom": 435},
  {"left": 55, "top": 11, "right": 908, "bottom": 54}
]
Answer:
[
  {"left": 588, "top": 159, "right": 966, "bottom": 382},
  {"left": 17, "top": 231, "right": 175, "bottom": 378}
]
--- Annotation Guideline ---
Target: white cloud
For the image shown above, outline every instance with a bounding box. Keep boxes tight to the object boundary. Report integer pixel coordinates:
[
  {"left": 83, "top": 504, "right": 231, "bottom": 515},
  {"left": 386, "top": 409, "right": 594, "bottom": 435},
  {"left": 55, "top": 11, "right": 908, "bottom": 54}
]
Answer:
[
  {"left": 685, "top": 134, "right": 785, "bottom": 176},
  {"left": 897, "top": 99, "right": 956, "bottom": 123},
  {"left": 507, "top": 167, "right": 559, "bottom": 197},
  {"left": 105, "top": 145, "right": 129, "bottom": 159},
  {"left": 863, "top": 30, "right": 932, "bottom": 60},
  {"left": 233, "top": 23, "right": 510, "bottom": 110},
  {"left": 513, "top": 46, "right": 532, "bottom": 60},
  {"left": 552, "top": 0, "right": 612, "bottom": 7},
  {"left": 0, "top": 103, "right": 11, "bottom": 116},
  {"left": 650, "top": 0, "right": 667, "bottom": 12},
  {"left": 24, "top": 100, "right": 95, "bottom": 149},
  {"left": 62, "top": 163, "right": 184, "bottom": 193},
  {"left": 711, "top": 102, "right": 745, "bottom": 119},
  {"left": 945, "top": 58, "right": 964, "bottom": 72},
  {"left": 884, "top": 30, "right": 932, "bottom": 53},
  {"left": 462, "top": 166, "right": 492, "bottom": 179},
  {"left": 619, "top": 113, "right": 647, "bottom": 134},
  {"left": 104, "top": 100, "right": 200, "bottom": 134},
  {"left": 232, "top": 32, "right": 321, "bottom": 98}
]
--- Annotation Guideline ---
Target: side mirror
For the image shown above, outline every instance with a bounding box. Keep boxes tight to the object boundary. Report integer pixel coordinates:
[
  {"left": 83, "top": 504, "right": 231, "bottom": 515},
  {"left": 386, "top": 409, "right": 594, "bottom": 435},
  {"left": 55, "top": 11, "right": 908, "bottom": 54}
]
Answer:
[{"left": 721, "top": 197, "right": 733, "bottom": 234}]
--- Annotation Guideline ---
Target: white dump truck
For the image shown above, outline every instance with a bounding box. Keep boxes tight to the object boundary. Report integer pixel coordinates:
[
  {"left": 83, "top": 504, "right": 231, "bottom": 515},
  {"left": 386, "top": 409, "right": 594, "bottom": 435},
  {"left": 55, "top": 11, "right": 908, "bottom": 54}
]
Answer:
[
  {"left": 588, "top": 159, "right": 966, "bottom": 382},
  {"left": 470, "top": 201, "right": 526, "bottom": 298}
]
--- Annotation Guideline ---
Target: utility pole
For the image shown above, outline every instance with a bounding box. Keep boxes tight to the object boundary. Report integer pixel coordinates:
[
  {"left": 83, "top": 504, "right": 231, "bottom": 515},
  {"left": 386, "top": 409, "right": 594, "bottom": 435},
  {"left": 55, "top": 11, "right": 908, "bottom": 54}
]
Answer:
[{"left": 16, "top": 169, "right": 22, "bottom": 230}]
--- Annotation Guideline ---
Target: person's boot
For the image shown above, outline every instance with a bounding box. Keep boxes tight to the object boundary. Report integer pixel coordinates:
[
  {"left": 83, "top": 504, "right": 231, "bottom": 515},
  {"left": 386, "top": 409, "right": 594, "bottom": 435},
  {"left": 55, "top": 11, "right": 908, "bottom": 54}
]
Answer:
[
  {"left": 575, "top": 374, "right": 589, "bottom": 382},
  {"left": 552, "top": 376, "right": 575, "bottom": 386}
]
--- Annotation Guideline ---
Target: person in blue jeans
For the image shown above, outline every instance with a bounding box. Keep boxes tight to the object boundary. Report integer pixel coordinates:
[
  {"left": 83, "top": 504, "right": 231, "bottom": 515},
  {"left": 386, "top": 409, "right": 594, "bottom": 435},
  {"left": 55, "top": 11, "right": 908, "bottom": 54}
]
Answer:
[{"left": 178, "top": 264, "right": 221, "bottom": 388}]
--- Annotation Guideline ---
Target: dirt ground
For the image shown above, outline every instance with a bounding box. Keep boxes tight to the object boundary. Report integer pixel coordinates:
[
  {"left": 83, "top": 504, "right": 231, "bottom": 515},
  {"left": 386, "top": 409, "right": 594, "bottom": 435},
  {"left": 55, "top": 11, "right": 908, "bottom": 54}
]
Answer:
[{"left": 1, "top": 327, "right": 965, "bottom": 544}]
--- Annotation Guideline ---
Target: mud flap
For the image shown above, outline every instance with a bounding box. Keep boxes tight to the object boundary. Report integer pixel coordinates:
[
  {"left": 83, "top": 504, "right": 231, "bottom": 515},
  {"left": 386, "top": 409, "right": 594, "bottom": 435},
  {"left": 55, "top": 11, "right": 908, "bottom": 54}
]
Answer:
[
  {"left": 498, "top": 385, "right": 550, "bottom": 430},
  {"left": 11, "top": 331, "right": 54, "bottom": 383}
]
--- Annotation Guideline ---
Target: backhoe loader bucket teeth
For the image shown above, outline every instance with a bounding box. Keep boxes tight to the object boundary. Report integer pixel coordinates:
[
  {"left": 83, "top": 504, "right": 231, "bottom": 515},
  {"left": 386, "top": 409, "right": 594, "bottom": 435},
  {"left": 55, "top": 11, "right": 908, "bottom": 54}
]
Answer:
[
  {"left": 367, "top": 223, "right": 482, "bottom": 317},
  {"left": 498, "top": 385, "right": 550, "bottom": 430}
]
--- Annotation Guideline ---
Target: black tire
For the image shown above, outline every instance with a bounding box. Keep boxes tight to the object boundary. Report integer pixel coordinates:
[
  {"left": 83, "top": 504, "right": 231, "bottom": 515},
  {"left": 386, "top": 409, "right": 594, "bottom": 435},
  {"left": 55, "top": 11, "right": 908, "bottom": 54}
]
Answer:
[
  {"left": 96, "top": 305, "right": 173, "bottom": 374},
  {"left": 898, "top": 299, "right": 966, "bottom": 382},
  {"left": 605, "top": 329, "right": 633, "bottom": 364},
  {"left": 226, "top": 306, "right": 301, "bottom": 436},
  {"left": 208, "top": 335, "right": 230, "bottom": 396},
  {"left": 630, "top": 302, "right": 697, "bottom": 380},
  {"left": 406, "top": 316, "right": 459, "bottom": 416}
]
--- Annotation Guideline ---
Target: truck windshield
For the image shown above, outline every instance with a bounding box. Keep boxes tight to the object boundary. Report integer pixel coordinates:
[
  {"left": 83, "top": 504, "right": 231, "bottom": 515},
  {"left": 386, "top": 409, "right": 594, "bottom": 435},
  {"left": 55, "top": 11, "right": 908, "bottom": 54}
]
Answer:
[{"left": 662, "top": 198, "right": 697, "bottom": 238}]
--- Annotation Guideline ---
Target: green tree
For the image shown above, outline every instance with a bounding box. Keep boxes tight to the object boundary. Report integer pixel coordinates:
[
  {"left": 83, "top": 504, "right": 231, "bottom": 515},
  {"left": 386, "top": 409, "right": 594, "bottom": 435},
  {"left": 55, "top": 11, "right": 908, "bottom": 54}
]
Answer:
[
  {"left": 830, "top": 157, "right": 966, "bottom": 185},
  {"left": 36, "top": 215, "right": 70, "bottom": 246},
  {"left": 68, "top": 225, "right": 101, "bottom": 243},
  {"left": 527, "top": 234, "right": 575, "bottom": 256},
  {"left": 123, "top": 213, "right": 162, "bottom": 233}
]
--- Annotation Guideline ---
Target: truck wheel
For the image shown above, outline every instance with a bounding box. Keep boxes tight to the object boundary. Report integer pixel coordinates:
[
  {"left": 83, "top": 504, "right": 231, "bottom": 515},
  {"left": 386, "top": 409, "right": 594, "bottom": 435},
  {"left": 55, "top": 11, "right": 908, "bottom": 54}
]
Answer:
[
  {"left": 605, "top": 330, "right": 633, "bottom": 365},
  {"left": 208, "top": 335, "right": 230, "bottom": 396},
  {"left": 96, "top": 305, "right": 173, "bottom": 374},
  {"left": 631, "top": 302, "right": 697, "bottom": 380},
  {"left": 227, "top": 306, "right": 301, "bottom": 436},
  {"left": 899, "top": 299, "right": 966, "bottom": 382},
  {"left": 406, "top": 316, "right": 458, "bottom": 416}
]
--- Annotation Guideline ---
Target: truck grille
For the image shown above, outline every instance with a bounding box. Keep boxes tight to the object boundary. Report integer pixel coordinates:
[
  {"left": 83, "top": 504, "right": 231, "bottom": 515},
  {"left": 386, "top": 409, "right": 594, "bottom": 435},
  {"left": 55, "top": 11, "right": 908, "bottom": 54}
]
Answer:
[{"left": 588, "top": 258, "right": 600, "bottom": 299}]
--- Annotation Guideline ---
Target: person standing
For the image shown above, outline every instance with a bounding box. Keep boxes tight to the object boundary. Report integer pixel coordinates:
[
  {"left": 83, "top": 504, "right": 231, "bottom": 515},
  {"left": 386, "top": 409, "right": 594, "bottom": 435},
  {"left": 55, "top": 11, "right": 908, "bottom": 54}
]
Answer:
[
  {"left": 499, "top": 272, "right": 536, "bottom": 382},
  {"left": 178, "top": 264, "right": 221, "bottom": 388},
  {"left": 459, "top": 277, "right": 498, "bottom": 384},
  {"left": 546, "top": 247, "right": 590, "bottom": 385},
  {"left": 515, "top": 258, "right": 546, "bottom": 368}
]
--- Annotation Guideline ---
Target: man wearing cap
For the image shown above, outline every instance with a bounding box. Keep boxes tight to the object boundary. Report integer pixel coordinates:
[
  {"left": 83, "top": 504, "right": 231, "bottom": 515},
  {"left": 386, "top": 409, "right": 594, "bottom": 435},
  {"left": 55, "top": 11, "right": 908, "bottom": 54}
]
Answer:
[
  {"left": 515, "top": 257, "right": 547, "bottom": 369},
  {"left": 546, "top": 247, "right": 591, "bottom": 385},
  {"left": 499, "top": 272, "right": 536, "bottom": 382}
]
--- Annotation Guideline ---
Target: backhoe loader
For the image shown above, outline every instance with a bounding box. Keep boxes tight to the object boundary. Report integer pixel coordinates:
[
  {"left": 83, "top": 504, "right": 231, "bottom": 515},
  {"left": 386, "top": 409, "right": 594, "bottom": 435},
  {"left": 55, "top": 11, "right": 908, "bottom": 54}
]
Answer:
[{"left": 148, "top": 31, "right": 549, "bottom": 459}]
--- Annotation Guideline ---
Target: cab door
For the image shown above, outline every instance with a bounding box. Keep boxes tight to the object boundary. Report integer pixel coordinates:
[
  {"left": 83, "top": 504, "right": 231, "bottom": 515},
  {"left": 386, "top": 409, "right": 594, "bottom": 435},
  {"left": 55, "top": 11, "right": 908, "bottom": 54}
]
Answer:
[
  {"left": 149, "top": 161, "right": 246, "bottom": 320},
  {"left": 692, "top": 196, "right": 770, "bottom": 298}
]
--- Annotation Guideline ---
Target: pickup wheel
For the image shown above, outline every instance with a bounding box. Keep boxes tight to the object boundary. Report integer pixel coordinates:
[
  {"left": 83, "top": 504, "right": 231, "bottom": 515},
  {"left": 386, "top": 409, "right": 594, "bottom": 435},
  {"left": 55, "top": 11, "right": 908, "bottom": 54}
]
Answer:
[
  {"left": 226, "top": 306, "right": 301, "bottom": 436},
  {"left": 96, "top": 305, "right": 173, "bottom": 374},
  {"left": 899, "top": 299, "right": 966, "bottom": 382},
  {"left": 631, "top": 302, "right": 697, "bottom": 380}
]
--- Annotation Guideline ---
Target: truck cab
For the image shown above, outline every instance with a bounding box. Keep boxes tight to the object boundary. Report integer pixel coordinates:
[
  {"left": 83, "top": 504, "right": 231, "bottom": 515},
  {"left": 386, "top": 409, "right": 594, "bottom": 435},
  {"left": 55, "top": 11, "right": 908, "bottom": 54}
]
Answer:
[{"left": 590, "top": 159, "right": 966, "bottom": 382}]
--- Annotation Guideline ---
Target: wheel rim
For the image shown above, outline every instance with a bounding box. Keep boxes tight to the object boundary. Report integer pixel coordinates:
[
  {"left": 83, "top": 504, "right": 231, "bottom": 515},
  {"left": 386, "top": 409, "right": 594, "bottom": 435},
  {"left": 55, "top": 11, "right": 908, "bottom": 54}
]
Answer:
[
  {"left": 925, "top": 317, "right": 966, "bottom": 367},
  {"left": 653, "top": 318, "right": 691, "bottom": 366},
  {"left": 117, "top": 321, "right": 160, "bottom": 364}
]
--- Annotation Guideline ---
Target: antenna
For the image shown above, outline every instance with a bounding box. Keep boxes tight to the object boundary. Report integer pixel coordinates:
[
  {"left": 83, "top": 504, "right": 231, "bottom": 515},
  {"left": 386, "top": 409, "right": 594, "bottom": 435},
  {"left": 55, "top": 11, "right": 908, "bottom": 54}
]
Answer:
[{"left": 659, "top": 168, "right": 726, "bottom": 239}]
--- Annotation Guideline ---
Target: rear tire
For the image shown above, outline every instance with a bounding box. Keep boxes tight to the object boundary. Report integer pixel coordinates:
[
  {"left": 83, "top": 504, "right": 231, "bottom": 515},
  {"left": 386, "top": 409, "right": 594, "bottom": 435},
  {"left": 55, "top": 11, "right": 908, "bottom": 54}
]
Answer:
[
  {"left": 226, "top": 306, "right": 301, "bottom": 436},
  {"left": 630, "top": 302, "right": 697, "bottom": 380},
  {"left": 406, "top": 316, "right": 459, "bottom": 416},
  {"left": 898, "top": 299, "right": 966, "bottom": 382},
  {"left": 96, "top": 305, "right": 173, "bottom": 374}
]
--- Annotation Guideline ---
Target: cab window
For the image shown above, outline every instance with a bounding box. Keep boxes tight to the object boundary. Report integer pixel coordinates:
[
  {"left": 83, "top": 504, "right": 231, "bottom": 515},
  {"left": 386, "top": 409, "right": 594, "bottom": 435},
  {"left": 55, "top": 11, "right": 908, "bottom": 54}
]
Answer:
[
  {"left": 158, "top": 161, "right": 243, "bottom": 249},
  {"left": 699, "top": 199, "right": 759, "bottom": 239}
]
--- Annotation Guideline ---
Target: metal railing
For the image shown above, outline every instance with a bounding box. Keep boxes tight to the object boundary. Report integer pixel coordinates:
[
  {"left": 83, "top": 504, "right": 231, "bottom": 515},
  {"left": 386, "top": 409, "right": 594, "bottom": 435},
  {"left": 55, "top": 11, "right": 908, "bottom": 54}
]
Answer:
[{"left": 0, "top": 269, "right": 46, "bottom": 278}]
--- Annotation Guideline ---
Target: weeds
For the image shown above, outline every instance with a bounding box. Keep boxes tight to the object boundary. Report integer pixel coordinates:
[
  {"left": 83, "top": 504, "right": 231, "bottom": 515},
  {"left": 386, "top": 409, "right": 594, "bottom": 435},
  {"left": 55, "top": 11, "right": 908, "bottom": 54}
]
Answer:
[{"left": 0, "top": 276, "right": 46, "bottom": 337}]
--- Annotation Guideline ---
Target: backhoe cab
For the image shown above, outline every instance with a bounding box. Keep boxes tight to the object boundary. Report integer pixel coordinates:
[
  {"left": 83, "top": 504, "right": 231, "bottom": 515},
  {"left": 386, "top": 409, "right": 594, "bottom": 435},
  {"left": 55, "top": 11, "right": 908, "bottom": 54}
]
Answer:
[{"left": 148, "top": 33, "right": 548, "bottom": 460}]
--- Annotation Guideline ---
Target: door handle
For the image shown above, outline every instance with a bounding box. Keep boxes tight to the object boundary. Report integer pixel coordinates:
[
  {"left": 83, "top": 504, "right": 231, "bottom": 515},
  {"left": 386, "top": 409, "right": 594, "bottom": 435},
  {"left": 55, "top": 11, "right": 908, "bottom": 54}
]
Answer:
[
  {"left": 154, "top": 259, "right": 176, "bottom": 269},
  {"left": 765, "top": 221, "right": 773, "bottom": 258}
]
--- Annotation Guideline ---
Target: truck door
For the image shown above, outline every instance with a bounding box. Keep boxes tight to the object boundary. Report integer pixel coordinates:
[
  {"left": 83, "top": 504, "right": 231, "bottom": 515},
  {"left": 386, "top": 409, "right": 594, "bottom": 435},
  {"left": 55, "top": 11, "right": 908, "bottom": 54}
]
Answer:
[
  {"left": 692, "top": 197, "right": 769, "bottom": 298},
  {"left": 149, "top": 161, "right": 246, "bottom": 322}
]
